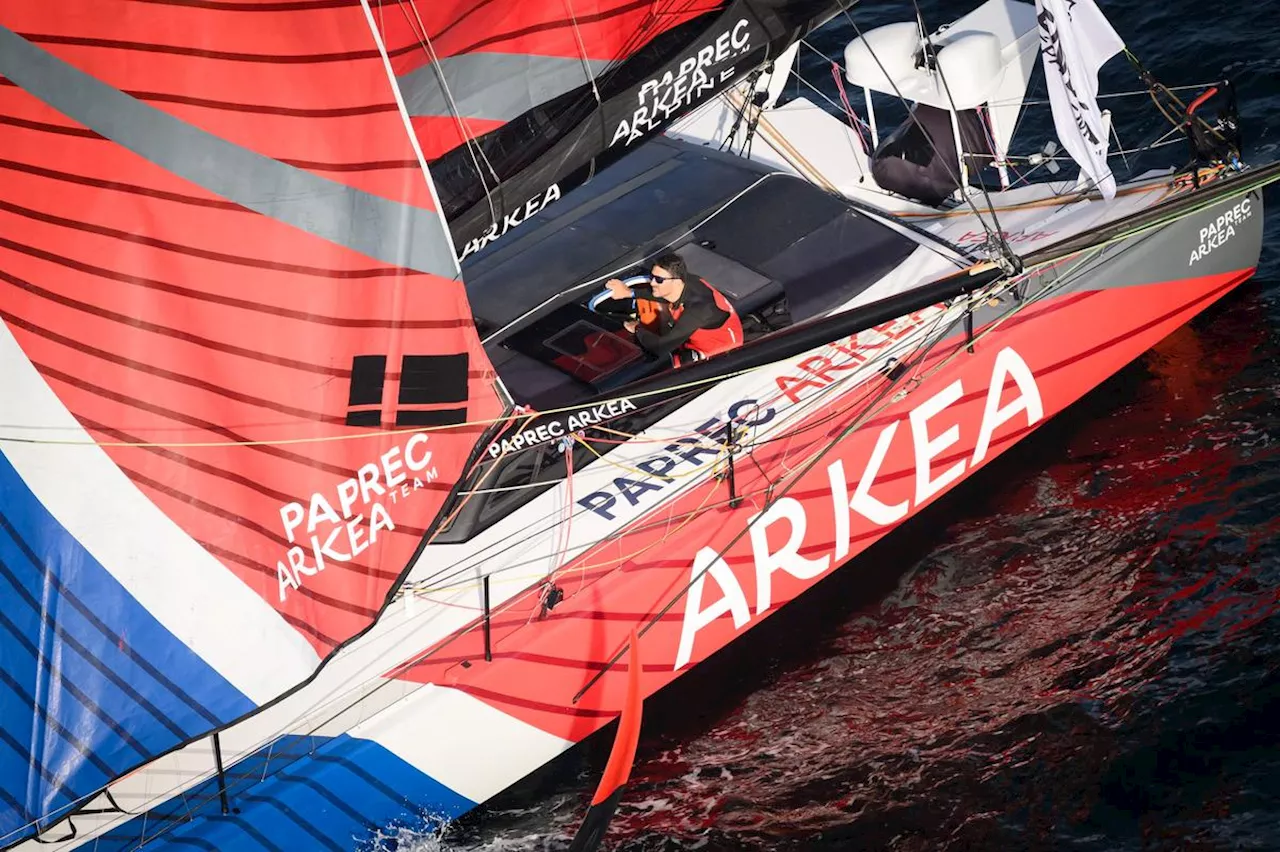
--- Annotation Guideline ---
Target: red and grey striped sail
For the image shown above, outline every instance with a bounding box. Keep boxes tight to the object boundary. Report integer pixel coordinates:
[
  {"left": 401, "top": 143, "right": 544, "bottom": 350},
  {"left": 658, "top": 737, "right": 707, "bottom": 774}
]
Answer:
[
  {"left": 0, "top": 2, "right": 503, "bottom": 844},
  {"left": 379, "top": 0, "right": 849, "bottom": 259}
]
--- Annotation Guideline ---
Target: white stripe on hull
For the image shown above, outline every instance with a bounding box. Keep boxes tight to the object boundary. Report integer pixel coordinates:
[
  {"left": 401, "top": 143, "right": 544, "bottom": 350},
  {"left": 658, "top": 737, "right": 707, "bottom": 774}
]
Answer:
[{"left": 349, "top": 684, "right": 574, "bottom": 804}]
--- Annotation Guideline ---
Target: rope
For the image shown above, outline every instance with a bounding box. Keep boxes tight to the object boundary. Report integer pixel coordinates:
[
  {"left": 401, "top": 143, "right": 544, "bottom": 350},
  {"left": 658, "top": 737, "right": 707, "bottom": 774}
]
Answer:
[
  {"left": 831, "top": 61, "right": 872, "bottom": 155},
  {"left": 394, "top": 1, "right": 502, "bottom": 229}
]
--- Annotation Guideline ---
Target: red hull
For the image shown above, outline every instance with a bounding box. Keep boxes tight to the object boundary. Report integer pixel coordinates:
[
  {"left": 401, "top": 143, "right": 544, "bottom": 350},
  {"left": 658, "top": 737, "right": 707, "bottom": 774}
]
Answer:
[{"left": 399, "top": 267, "right": 1258, "bottom": 747}]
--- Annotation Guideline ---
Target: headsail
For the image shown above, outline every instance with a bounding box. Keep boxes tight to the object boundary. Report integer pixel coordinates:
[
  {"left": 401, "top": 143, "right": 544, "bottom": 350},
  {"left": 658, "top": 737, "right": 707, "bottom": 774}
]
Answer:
[
  {"left": 0, "top": 2, "right": 502, "bottom": 844},
  {"left": 378, "top": 0, "right": 852, "bottom": 260},
  {"left": 1035, "top": 0, "right": 1126, "bottom": 198}
]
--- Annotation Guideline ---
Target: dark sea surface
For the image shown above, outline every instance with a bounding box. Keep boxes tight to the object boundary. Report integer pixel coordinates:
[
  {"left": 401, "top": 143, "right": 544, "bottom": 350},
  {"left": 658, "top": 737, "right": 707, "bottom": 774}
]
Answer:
[{"left": 422, "top": 2, "right": 1280, "bottom": 849}]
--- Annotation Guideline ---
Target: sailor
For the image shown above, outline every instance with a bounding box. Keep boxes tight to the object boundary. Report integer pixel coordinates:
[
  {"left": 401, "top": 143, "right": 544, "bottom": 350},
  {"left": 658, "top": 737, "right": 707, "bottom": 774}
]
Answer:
[{"left": 597, "top": 253, "right": 743, "bottom": 366}]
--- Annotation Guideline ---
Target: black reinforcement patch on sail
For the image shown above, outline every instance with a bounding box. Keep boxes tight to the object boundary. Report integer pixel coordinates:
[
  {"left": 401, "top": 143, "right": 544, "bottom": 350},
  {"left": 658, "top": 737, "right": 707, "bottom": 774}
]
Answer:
[{"left": 398, "top": 354, "right": 469, "bottom": 405}]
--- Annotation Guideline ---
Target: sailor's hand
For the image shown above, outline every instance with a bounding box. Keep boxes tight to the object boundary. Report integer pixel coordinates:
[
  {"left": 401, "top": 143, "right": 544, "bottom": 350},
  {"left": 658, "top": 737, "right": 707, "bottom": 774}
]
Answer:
[
  {"left": 606, "top": 278, "right": 632, "bottom": 299},
  {"left": 623, "top": 320, "right": 637, "bottom": 334}
]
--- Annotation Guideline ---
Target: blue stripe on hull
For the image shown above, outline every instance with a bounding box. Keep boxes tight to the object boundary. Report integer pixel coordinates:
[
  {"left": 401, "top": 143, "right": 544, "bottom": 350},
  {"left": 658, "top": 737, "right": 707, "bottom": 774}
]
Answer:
[
  {"left": 96, "top": 734, "right": 476, "bottom": 851},
  {"left": 0, "top": 450, "right": 255, "bottom": 844}
]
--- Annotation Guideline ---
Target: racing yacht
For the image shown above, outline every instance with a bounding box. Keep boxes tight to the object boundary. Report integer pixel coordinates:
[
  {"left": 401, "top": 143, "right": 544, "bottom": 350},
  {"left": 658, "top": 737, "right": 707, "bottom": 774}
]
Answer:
[{"left": 0, "top": 0, "right": 1271, "bottom": 849}]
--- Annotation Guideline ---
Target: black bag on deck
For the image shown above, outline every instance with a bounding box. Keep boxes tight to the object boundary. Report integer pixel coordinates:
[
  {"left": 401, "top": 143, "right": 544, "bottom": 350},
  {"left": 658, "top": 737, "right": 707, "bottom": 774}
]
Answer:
[{"left": 871, "top": 103, "right": 993, "bottom": 207}]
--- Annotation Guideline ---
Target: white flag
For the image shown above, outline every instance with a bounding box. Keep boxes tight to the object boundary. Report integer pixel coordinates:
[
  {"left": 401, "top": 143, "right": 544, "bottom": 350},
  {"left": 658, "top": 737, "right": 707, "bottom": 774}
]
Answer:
[{"left": 1036, "top": 0, "right": 1126, "bottom": 199}]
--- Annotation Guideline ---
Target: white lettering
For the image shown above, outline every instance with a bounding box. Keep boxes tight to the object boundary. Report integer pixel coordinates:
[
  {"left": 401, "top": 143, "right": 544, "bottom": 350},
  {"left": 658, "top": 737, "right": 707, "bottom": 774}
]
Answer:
[
  {"left": 750, "top": 498, "right": 829, "bottom": 613},
  {"left": 610, "top": 19, "right": 753, "bottom": 149},
  {"left": 311, "top": 526, "right": 347, "bottom": 570},
  {"left": 674, "top": 547, "right": 752, "bottom": 670},
  {"left": 972, "top": 348, "right": 1044, "bottom": 465},
  {"left": 280, "top": 502, "right": 304, "bottom": 544},
  {"left": 277, "top": 552, "right": 302, "bottom": 602},
  {"left": 851, "top": 422, "right": 908, "bottom": 525},
  {"left": 370, "top": 502, "right": 395, "bottom": 544},
  {"left": 910, "top": 380, "right": 966, "bottom": 504},
  {"left": 336, "top": 477, "right": 360, "bottom": 519},
  {"left": 405, "top": 433, "right": 432, "bottom": 471},
  {"left": 356, "top": 462, "right": 384, "bottom": 504},
  {"left": 827, "top": 461, "right": 852, "bottom": 562},
  {"left": 458, "top": 184, "right": 563, "bottom": 259},
  {"left": 671, "top": 347, "right": 1047, "bottom": 669},
  {"left": 714, "top": 31, "right": 731, "bottom": 62},
  {"left": 381, "top": 448, "right": 406, "bottom": 489},
  {"left": 306, "top": 492, "right": 341, "bottom": 534},
  {"left": 1190, "top": 196, "right": 1253, "bottom": 266},
  {"left": 288, "top": 545, "right": 314, "bottom": 578},
  {"left": 346, "top": 513, "right": 369, "bottom": 559},
  {"left": 274, "top": 434, "right": 433, "bottom": 602}
]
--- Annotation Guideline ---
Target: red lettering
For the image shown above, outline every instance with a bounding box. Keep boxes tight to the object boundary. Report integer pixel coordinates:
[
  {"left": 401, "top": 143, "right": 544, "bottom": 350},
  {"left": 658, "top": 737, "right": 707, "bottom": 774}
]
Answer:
[{"left": 776, "top": 374, "right": 827, "bottom": 404}]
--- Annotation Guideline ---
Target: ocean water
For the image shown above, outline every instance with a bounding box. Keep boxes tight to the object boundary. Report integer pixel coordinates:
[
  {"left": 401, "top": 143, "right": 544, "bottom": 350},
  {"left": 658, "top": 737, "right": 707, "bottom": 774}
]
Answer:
[{"left": 416, "top": 2, "right": 1280, "bottom": 849}]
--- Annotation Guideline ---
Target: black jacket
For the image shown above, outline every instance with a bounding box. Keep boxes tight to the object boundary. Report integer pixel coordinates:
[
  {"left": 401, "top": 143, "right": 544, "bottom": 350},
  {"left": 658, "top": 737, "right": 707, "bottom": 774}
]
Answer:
[{"left": 632, "top": 276, "right": 731, "bottom": 359}]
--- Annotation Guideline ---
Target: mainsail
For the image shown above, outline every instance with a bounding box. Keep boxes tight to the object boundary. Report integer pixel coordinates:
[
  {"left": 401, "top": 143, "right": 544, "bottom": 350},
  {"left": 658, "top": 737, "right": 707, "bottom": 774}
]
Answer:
[
  {"left": 0, "top": 2, "right": 503, "bottom": 844},
  {"left": 386, "top": 0, "right": 851, "bottom": 259}
]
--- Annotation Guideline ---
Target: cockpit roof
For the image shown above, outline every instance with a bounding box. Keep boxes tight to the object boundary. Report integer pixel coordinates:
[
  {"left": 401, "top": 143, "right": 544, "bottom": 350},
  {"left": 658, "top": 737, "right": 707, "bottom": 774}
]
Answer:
[{"left": 461, "top": 136, "right": 947, "bottom": 408}]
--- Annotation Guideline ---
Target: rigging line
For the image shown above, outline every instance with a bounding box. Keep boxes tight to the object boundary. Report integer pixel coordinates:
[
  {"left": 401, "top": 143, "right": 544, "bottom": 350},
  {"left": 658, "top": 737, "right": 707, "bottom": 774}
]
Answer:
[
  {"left": 550, "top": 460, "right": 723, "bottom": 590},
  {"left": 1124, "top": 51, "right": 1229, "bottom": 150},
  {"left": 976, "top": 133, "right": 1184, "bottom": 165},
  {"left": 837, "top": 5, "right": 1001, "bottom": 249},
  {"left": 563, "top": 0, "right": 604, "bottom": 107},
  {"left": 796, "top": 43, "right": 860, "bottom": 116},
  {"left": 1003, "top": 81, "right": 1225, "bottom": 108},
  {"left": 0, "top": 357, "right": 759, "bottom": 448},
  {"left": 412, "top": 423, "right": 743, "bottom": 589},
  {"left": 407, "top": 491, "right": 729, "bottom": 672},
  {"left": 830, "top": 62, "right": 871, "bottom": 158},
  {"left": 719, "top": 71, "right": 758, "bottom": 153},
  {"left": 396, "top": 0, "right": 502, "bottom": 228},
  {"left": 562, "top": 0, "right": 607, "bottom": 164},
  {"left": 909, "top": 0, "right": 1016, "bottom": 269}
]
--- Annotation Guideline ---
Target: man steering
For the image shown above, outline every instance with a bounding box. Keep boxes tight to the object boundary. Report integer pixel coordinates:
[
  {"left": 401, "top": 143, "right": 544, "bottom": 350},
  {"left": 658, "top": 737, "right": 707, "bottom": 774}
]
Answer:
[{"left": 595, "top": 252, "right": 743, "bottom": 367}]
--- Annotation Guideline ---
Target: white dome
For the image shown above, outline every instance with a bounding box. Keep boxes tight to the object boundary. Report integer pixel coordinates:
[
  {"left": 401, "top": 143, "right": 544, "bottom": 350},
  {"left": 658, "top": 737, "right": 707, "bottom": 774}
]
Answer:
[
  {"left": 844, "top": 22, "right": 921, "bottom": 91},
  {"left": 934, "top": 31, "right": 1004, "bottom": 108}
]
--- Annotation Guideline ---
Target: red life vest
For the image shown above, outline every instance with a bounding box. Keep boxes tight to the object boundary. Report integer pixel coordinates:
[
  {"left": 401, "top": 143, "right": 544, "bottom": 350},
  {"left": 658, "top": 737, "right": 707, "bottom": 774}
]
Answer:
[
  {"left": 684, "top": 284, "right": 742, "bottom": 357},
  {"left": 635, "top": 278, "right": 742, "bottom": 360}
]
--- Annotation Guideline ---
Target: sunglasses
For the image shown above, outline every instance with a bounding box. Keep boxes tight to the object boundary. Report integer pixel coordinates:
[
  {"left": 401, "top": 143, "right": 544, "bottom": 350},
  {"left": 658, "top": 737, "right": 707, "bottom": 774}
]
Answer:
[{"left": 650, "top": 272, "right": 677, "bottom": 283}]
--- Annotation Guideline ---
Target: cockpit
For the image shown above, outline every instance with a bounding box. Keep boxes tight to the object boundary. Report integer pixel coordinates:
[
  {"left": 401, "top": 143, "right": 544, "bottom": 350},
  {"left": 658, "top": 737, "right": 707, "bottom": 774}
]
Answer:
[{"left": 462, "top": 136, "right": 936, "bottom": 412}]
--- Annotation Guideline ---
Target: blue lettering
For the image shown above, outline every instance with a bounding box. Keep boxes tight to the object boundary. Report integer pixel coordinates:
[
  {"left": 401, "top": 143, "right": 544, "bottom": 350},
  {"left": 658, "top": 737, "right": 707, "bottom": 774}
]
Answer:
[
  {"left": 578, "top": 491, "right": 617, "bottom": 520},
  {"left": 615, "top": 477, "right": 665, "bottom": 506}
]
